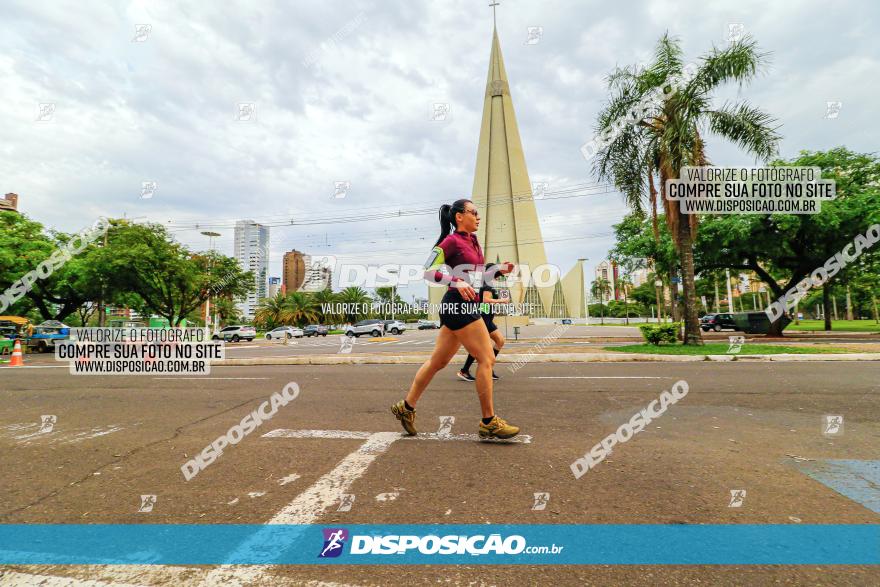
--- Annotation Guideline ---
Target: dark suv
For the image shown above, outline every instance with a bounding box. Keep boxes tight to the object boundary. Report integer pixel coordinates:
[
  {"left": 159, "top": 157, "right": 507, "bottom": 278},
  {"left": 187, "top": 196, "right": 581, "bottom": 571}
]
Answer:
[
  {"left": 700, "top": 313, "right": 738, "bottom": 332},
  {"left": 303, "top": 325, "right": 329, "bottom": 337}
]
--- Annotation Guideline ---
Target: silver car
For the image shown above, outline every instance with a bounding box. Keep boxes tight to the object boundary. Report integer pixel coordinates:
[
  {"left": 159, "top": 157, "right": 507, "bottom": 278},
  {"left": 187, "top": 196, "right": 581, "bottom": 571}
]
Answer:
[
  {"left": 265, "top": 326, "right": 303, "bottom": 340},
  {"left": 344, "top": 319, "right": 385, "bottom": 338},
  {"left": 213, "top": 325, "right": 257, "bottom": 342},
  {"left": 381, "top": 320, "right": 407, "bottom": 335}
]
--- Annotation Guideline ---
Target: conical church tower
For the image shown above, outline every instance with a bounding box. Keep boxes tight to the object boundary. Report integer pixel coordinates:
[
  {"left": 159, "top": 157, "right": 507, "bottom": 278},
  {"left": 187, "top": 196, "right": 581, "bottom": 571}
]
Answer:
[{"left": 428, "top": 26, "right": 585, "bottom": 322}]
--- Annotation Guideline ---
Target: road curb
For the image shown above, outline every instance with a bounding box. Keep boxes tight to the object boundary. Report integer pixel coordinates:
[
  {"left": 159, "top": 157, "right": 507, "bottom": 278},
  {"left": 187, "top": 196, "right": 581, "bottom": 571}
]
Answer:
[{"left": 215, "top": 352, "right": 880, "bottom": 366}]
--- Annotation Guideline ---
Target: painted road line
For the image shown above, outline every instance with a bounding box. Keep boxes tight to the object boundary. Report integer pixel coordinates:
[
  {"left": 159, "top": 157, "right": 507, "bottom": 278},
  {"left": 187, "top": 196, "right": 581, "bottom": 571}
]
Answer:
[
  {"left": 264, "top": 429, "right": 532, "bottom": 444},
  {"left": 200, "top": 431, "right": 401, "bottom": 585},
  {"left": 793, "top": 459, "right": 880, "bottom": 514},
  {"left": 529, "top": 376, "right": 667, "bottom": 379},
  {"left": 0, "top": 571, "right": 146, "bottom": 587},
  {"left": 0, "top": 365, "right": 66, "bottom": 369},
  {"left": 262, "top": 429, "right": 374, "bottom": 440},
  {"left": 155, "top": 376, "right": 273, "bottom": 380}
]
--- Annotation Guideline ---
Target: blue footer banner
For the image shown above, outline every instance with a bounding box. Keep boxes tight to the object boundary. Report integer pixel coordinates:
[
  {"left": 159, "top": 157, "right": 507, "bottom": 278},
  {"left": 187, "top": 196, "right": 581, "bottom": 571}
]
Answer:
[{"left": 0, "top": 524, "right": 877, "bottom": 565}]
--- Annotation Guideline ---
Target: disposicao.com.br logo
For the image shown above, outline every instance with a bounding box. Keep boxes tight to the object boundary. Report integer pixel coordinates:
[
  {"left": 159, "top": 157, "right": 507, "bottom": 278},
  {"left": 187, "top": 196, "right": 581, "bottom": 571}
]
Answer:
[{"left": 318, "top": 528, "right": 563, "bottom": 557}]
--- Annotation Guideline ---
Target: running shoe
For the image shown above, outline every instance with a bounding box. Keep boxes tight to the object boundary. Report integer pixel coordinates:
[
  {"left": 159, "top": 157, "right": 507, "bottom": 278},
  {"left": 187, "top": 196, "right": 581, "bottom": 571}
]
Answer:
[
  {"left": 457, "top": 370, "right": 476, "bottom": 382},
  {"left": 479, "top": 415, "right": 520, "bottom": 439},
  {"left": 391, "top": 399, "right": 417, "bottom": 435},
  {"left": 492, "top": 372, "right": 500, "bottom": 381}
]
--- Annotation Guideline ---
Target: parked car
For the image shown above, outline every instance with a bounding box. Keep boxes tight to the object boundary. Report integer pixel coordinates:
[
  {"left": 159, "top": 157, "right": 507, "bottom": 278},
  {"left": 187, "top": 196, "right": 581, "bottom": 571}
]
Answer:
[
  {"left": 417, "top": 319, "right": 439, "bottom": 330},
  {"left": 214, "top": 325, "right": 256, "bottom": 342},
  {"left": 28, "top": 323, "right": 72, "bottom": 353},
  {"left": 344, "top": 319, "right": 385, "bottom": 338},
  {"left": 561, "top": 318, "right": 573, "bottom": 325},
  {"left": 700, "top": 313, "right": 737, "bottom": 332},
  {"left": 265, "top": 326, "right": 303, "bottom": 340},
  {"left": 303, "top": 325, "right": 329, "bottom": 337},
  {"left": 381, "top": 320, "right": 407, "bottom": 335}
]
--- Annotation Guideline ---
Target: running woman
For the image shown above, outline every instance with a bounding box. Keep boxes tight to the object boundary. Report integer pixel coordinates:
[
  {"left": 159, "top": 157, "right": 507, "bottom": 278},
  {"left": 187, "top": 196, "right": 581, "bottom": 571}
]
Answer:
[
  {"left": 457, "top": 265, "right": 505, "bottom": 382},
  {"left": 391, "top": 199, "right": 520, "bottom": 439}
]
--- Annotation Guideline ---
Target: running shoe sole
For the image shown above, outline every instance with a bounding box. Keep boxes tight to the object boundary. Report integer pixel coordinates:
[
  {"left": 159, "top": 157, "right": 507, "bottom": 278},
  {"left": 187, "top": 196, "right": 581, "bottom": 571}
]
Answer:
[{"left": 391, "top": 400, "right": 417, "bottom": 436}]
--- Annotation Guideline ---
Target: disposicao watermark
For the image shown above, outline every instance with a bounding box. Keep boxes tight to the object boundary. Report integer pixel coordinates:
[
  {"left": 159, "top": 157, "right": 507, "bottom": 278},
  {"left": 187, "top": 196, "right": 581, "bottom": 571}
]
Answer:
[
  {"left": 0, "top": 217, "right": 110, "bottom": 313},
  {"left": 570, "top": 380, "right": 689, "bottom": 478},
  {"left": 581, "top": 63, "right": 698, "bottom": 161},
  {"left": 507, "top": 323, "right": 570, "bottom": 374},
  {"left": 181, "top": 382, "right": 300, "bottom": 480},
  {"left": 765, "top": 223, "right": 880, "bottom": 322}
]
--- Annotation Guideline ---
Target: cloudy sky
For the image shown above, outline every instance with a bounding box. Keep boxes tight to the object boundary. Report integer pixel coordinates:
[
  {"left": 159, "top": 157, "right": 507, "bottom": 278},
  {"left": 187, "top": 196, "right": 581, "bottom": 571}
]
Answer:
[{"left": 2, "top": 0, "right": 877, "bottom": 300}]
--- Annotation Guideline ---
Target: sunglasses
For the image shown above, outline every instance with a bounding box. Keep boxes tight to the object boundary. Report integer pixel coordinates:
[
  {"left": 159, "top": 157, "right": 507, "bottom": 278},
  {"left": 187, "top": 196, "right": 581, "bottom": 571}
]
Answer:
[{"left": 462, "top": 209, "right": 480, "bottom": 218}]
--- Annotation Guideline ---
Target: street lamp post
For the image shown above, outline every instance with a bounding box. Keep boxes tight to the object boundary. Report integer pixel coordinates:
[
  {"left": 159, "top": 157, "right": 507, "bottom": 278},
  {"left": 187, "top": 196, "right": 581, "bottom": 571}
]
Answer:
[
  {"left": 388, "top": 268, "right": 398, "bottom": 322},
  {"left": 577, "top": 258, "right": 590, "bottom": 326},
  {"left": 201, "top": 231, "right": 221, "bottom": 339}
]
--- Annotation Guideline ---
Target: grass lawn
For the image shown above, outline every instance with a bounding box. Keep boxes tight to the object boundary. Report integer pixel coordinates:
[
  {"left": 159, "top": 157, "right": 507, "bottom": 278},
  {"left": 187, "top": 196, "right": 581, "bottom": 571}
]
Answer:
[
  {"left": 605, "top": 343, "right": 853, "bottom": 355},
  {"left": 785, "top": 319, "right": 880, "bottom": 333}
]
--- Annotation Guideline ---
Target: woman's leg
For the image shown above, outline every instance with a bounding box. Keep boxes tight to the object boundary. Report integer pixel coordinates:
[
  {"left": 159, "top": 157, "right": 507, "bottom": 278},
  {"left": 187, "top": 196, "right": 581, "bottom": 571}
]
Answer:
[
  {"left": 461, "top": 353, "right": 476, "bottom": 373},
  {"left": 405, "top": 326, "right": 460, "bottom": 407},
  {"left": 489, "top": 330, "right": 505, "bottom": 351},
  {"left": 452, "top": 319, "right": 497, "bottom": 418}
]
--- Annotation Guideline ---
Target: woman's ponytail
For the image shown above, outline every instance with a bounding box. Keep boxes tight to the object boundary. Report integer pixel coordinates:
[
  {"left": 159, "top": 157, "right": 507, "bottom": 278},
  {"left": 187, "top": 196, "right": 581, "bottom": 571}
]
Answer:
[
  {"left": 434, "top": 199, "right": 471, "bottom": 246},
  {"left": 435, "top": 204, "right": 452, "bottom": 246}
]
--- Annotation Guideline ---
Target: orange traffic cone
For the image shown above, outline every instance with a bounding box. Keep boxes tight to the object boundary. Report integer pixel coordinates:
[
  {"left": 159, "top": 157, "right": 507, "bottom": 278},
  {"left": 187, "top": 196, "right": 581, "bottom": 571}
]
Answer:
[{"left": 9, "top": 339, "right": 24, "bottom": 367}]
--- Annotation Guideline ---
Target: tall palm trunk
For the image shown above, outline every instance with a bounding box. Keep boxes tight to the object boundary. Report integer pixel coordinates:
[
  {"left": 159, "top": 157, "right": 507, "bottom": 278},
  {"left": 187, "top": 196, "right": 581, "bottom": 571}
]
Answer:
[
  {"left": 823, "top": 283, "right": 832, "bottom": 331},
  {"left": 676, "top": 212, "right": 702, "bottom": 344}
]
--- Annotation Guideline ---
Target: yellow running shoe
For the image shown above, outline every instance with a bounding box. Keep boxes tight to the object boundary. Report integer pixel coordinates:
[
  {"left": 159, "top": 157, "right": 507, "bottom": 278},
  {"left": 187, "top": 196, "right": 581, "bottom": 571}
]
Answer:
[
  {"left": 479, "top": 415, "right": 520, "bottom": 439},
  {"left": 391, "top": 400, "right": 417, "bottom": 436}
]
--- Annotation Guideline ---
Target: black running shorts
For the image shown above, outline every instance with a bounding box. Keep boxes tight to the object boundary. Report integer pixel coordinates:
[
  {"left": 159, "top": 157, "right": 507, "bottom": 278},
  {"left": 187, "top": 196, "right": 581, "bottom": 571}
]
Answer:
[{"left": 439, "top": 289, "right": 483, "bottom": 331}]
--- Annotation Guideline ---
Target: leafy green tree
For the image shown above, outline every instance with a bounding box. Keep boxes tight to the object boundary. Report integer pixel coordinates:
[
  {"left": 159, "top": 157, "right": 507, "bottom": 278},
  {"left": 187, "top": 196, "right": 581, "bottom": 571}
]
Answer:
[
  {"left": 0, "top": 212, "right": 105, "bottom": 321},
  {"left": 693, "top": 148, "right": 880, "bottom": 335},
  {"left": 93, "top": 222, "right": 253, "bottom": 326},
  {"left": 593, "top": 33, "right": 780, "bottom": 344}
]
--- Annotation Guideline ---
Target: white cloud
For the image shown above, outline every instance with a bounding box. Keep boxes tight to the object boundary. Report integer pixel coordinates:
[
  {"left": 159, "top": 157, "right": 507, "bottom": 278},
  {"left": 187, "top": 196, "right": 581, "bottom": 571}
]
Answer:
[{"left": 0, "top": 0, "right": 877, "bottom": 300}]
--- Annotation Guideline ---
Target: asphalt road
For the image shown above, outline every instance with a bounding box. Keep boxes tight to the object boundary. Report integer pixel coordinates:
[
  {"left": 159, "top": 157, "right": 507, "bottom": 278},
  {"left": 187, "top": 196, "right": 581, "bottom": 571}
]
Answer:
[
  {"left": 6, "top": 326, "right": 879, "bottom": 367},
  {"left": 1, "top": 360, "right": 878, "bottom": 585}
]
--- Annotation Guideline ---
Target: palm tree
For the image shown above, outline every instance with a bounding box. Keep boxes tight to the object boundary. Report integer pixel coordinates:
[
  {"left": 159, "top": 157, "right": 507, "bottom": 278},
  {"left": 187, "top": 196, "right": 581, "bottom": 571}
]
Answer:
[
  {"left": 254, "top": 292, "right": 289, "bottom": 330},
  {"left": 591, "top": 278, "right": 611, "bottom": 325},
  {"left": 337, "top": 286, "right": 371, "bottom": 323},
  {"left": 286, "top": 291, "right": 319, "bottom": 326},
  {"left": 593, "top": 33, "right": 780, "bottom": 344},
  {"left": 311, "top": 287, "right": 339, "bottom": 325}
]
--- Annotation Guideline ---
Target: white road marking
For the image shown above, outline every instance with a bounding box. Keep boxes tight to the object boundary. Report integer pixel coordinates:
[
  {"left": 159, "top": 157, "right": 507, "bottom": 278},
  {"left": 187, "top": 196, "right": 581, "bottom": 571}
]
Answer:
[
  {"left": 267, "top": 431, "right": 400, "bottom": 524},
  {"left": 528, "top": 376, "right": 667, "bottom": 379},
  {"left": 0, "top": 570, "right": 146, "bottom": 586},
  {"left": 262, "top": 429, "right": 372, "bottom": 440},
  {"left": 0, "top": 365, "right": 66, "bottom": 369},
  {"left": 247, "top": 492, "right": 266, "bottom": 499},
  {"left": 200, "top": 431, "right": 400, "bottom": 585},
  {"left": 375, "top": 492, "right": 400, "bottom": 501},
  {"left": 278, "top": 473, "right": 301, "bottom": 486},
  {"left": 264, "top": 429, "right": 532, "bottom": 444},
  {"left": 152, "top": 377, "right": 269, "bottom": 380}
]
